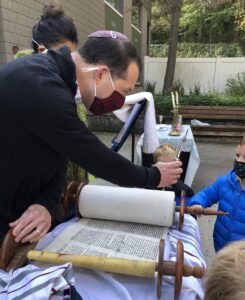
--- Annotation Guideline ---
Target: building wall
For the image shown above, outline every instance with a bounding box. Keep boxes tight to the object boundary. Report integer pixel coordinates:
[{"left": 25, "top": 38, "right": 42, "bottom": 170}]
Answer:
[
  {"left": 0, "top": 0, "right": 150, "bottom": 65},
  {"left": 0, "top": 0, "right": 104, "bottom": 64},
  {"left": 0, "top": 3, "right": 5, "bottom": 64},
  {"left": 122, "top": 0, "right": 132, "bottom": 40}
]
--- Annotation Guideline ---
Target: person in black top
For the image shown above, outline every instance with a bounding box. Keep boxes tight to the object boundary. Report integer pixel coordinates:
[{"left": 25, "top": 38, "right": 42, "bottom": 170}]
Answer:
[
  {"left": 0, "top": 24, "right": 182, "bottom": 244},
  {"left": 32, "top": 1, "right": 78, "bottom": 54},
  {"left": 153, "top": 144, "right": 194, "bottom": 198}
]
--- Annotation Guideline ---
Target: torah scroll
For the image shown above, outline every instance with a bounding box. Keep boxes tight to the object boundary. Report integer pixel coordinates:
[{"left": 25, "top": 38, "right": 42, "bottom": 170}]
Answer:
[
  {"left": 30, "top": 185, "right": 176, "bottom": 273},
  {"left": 79, "top": 185, "right": 175, "bottom": 227}
]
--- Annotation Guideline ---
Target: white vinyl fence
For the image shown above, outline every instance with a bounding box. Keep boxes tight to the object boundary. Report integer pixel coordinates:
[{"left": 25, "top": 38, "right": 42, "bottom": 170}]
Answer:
[{"left": 144, "top": 56, "right": 245, "bottom": 94}]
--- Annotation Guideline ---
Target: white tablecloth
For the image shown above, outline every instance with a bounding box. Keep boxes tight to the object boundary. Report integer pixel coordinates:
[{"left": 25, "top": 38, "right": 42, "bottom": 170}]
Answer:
[
  {"left": 34, "top": 214, "right": 206, "bottom": 300},
  {"left": 136, "top": 125, "right": 200, "bottom": 187}
]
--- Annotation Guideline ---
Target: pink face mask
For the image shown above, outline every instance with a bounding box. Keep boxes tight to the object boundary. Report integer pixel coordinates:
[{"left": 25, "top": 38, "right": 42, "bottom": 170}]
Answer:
[{"left": 82, "top": 68, "right": 125, "bottom": 115}]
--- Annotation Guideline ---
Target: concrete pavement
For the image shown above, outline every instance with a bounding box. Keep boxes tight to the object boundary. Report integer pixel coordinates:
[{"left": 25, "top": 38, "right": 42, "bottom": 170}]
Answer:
[{"left": 92, "top": 132, "right": 237, "bottom": 265}]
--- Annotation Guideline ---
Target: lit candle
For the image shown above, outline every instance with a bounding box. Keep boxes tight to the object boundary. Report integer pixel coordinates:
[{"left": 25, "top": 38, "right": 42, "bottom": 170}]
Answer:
[
  {"left": 171, "top": 92, "right": 175, "bottom": 109},
  {"left": 175, "top": 91, "right": 179, "bottom": 105}
]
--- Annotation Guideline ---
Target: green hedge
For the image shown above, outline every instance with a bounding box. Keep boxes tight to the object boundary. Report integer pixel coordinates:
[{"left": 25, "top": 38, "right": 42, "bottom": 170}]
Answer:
[
  {"left": 66, "top": 103, "right": 88, "bottom": 185},
  {"left": 154, "top": 93, "right": 245, "bottom": 115},
  {"left": 150, "top": 43, "right": 244, "bottom": 58}
]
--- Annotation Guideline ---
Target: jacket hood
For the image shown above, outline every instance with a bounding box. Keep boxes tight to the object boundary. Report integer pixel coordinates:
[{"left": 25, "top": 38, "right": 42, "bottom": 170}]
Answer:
[
  {"left": 47, "top": 46, "right": 77, "bottom": 97},
  {"left": 227, "top": 170, "right": 242, "bottom": 191}
]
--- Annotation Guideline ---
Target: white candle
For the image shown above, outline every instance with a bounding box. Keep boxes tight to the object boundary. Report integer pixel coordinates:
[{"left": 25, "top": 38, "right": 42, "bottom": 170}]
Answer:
[
  {"left": 175, "top": 91, "right": 179, "bottom": 105},
  {"left": 171, "top": 92, "right": 175, "bottom": 109}
]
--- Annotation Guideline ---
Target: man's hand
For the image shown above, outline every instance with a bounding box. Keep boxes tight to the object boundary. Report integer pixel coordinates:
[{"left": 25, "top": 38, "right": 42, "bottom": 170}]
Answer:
[
  {"left": 9, "top": 204, "right": 51, "bottom": 243},
  {"left": 154, "top": 160, "right": 183, "bottom": 187}
]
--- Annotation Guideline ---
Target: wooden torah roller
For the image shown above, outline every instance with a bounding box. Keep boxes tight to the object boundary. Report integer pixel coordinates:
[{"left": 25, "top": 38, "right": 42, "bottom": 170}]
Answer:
[
  {"left": 156, "top": 239, "right": 205, "bottom": 300},
  {"left": 177, "top": 190, "right": 229, "bottom": 230},
  {"left": 63, "top": 182, "right": 228, "bottom": 231},
  {"left": 63, "top": 181, "right": 87, "bottom": 218},
  {"left": 0, "top": 228, "right": 36, "bottom": 271},
  {"left": 0, "top": 228, "right": 20, "bottom": 270},
  {"left": 28, "top": 238, "right": 205, "bottom": 300}
]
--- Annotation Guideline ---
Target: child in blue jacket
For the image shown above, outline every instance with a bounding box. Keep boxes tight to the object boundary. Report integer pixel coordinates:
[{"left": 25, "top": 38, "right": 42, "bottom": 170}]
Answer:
[{"left": 189, "top": 136, "right": 245, "bottom": 252}]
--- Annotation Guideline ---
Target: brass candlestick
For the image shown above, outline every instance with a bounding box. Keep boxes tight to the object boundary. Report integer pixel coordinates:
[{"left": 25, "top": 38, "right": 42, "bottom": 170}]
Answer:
[{"left": 169, "top": 107, "right": 181, "bottom": 136}]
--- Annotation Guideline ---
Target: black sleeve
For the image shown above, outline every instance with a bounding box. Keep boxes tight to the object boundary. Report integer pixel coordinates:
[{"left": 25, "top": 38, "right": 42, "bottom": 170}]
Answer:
[
  {"left": 34, "top": 160, "right": 68, "bottom": 215},
  {"left": 11, "top": 70, "right": 160, "bottom": 189},
  {"left": 169, "top": 181, "right": 195, "bottom": 197}
]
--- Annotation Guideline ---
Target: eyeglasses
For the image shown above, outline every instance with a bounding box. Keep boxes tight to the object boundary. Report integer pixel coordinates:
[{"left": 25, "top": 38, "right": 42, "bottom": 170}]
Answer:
[
  {"left": 88, "top": 30, "right": 128, "bottom": 41},
  {"left": 81, "top": 67, "right": 99, "bottom": 72},
  {"left": 32, "top": 38, "right": 41, "bottom": 47}
]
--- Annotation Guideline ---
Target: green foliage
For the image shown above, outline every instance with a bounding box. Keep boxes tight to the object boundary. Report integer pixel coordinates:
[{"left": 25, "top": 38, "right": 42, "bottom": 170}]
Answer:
[
  {"left": 189, "top": 83, "right": 201, "bottom": 95},
  {"left": 14, "top": 49, "right": 33, "bottom": 59},
  {"left": 151, "top": 1, "right": 170, "bottom": 44},
  {"left": 150, "top": 44, "right": 168, "bottom": 57},
  {"left": 151, "top": 0, "right": 244, "bottom": 47},
  {"left": 235, "top": 2, "right": 245, "bottom": 36},
  {"left": 144, "top": 80, "right": 157, "bottom": 94},
  {"left": 171, "top": 80, "right": 185, "bottom": 95},
  {"left": 225, "top": 72, "right": 245, "bottom": 96},
  {"left": 66, "top": 103, "right": 88, "bottom": 185},
  {"left": 150, "top": 43, "right": 243, "bottom": 57},
  {"left": 66, "top": 161, "right": 87, "bottom": 185},
  {"left": 77, "top": 103, "right": 88, "bottom": 126},
  {"left": 154, "top": 93, "right": 245, "bottom": 115},
  {"left": 163, "top": 80, "right": 185, "bottom": 96},
  {"left": 180, "top": 0, "right": 237, "bottom": 43},
  {"left": 132, "top": 1, "right": 141, "bottom": 28}
]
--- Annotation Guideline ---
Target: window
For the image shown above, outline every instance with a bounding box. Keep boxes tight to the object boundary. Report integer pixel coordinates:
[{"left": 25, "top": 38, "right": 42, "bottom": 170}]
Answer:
[
  {"left": 132, "top": 0, "right": 141, "bottom": 29},
  {"left": 106, "top": 0, "right": 123, "bottom": 14}
]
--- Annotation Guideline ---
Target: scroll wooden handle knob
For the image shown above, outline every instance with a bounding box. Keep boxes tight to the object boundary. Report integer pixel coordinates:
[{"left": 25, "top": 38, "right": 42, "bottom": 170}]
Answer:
[
  {"left": 177, "top": 190, "right": 228, "bottom": 231},
  {"left": 183, "top": 265, "right": 206, "bottom": 278},
  {"left": 174, "top": 240, "right": 184, "bottom": 300},
  {"left": 174, "top": 241, "right": 206, "bottom": 300},
  {"left": 184, "top": 206, "right": 228, "bottom": 216},
  {"left": 63, "top": 181, "right": 80, "bottom": 208},
  {"left": 0, "top": 228, "right": 20, "bottom": 270},
  {"left": 63, "top": 181, "right": 87, "bottom": 218},
  {"left": 155, "top": 239, "right": 206, "bottom": 299}
]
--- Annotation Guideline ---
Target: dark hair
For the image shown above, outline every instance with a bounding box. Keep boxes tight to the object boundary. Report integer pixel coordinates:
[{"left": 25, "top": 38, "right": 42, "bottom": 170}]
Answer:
[
  {"left": 32, "top": 1, "right": 78, "bottom": 53},
  {"left": 77, "top": 35, "right": 142, "bottom": 79}
]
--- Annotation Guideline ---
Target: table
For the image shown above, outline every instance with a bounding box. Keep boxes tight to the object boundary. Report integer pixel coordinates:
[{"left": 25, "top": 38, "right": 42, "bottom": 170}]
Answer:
[
  {"left": 34, "top": 214, "right": 206, "bottom": 300},
  {"left": 136, "top": 125, "right": 200, "bottom": 187}
]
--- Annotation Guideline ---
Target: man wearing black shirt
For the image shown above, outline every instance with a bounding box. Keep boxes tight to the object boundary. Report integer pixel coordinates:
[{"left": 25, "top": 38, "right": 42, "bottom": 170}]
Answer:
[{"left": 0, "top": 39, "right": 182, "bottom": 243}]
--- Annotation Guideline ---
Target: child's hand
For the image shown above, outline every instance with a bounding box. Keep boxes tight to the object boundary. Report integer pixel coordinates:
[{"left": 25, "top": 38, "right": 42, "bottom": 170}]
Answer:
[
  {"left": 191, "top": 205, "right": 203, "bottom": 209},
  {"left": 190, "top": 205, "right": 204, "bottom": 217}
]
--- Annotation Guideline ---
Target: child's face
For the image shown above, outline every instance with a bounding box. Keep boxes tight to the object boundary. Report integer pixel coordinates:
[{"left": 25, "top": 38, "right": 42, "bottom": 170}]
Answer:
[{"left": 235, "top": 144, "right": 245, "bottom": 163}]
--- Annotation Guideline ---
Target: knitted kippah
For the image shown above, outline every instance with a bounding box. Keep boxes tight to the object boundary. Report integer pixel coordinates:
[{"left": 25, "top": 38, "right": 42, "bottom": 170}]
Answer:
[{"left": 88, "top": 30, "right": 128, "bottom": 41}]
